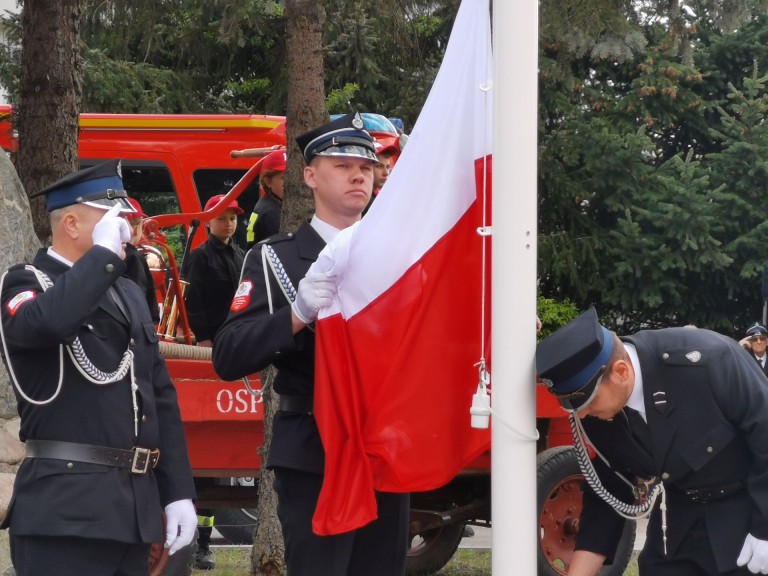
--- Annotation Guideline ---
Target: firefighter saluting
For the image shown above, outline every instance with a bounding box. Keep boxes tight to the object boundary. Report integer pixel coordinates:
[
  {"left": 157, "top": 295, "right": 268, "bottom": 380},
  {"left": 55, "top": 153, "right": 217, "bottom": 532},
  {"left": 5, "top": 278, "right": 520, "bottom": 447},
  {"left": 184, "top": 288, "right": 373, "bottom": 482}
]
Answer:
[{"left": 0, "top": 160, "right": 196, "bottom": 576}]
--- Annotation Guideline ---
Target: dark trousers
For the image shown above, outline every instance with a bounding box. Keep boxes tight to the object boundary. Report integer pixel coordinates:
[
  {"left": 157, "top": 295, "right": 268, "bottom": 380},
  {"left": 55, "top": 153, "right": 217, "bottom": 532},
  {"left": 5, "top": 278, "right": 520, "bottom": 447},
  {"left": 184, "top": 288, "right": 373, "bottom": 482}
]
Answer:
[
  {"left": 273, "top": 467, "right": 410, "bottom": 576},
  {"left": 639, "top": 519, "right": 751, "bottom": 575},
  {"left": 11, "top": 534, "right": 151, "bottom": 576}
]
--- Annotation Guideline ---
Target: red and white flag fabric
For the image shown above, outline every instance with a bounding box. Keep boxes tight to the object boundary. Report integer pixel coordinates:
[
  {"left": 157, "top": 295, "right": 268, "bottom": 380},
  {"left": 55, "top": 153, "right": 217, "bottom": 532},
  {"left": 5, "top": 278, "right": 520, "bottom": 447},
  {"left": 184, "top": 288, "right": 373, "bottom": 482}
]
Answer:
[{"left": 309, "top": 0, "right": 493, "bottom": 535}]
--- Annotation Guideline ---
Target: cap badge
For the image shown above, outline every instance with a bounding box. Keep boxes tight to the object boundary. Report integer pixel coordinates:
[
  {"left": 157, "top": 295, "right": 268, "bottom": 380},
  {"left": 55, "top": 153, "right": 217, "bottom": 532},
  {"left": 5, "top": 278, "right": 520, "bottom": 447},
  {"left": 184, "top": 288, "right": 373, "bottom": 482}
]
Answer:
[
  {"left": 685, "top": 351, "right": 701, "bottom": 363},
  {"left": 539, "top": 377, "right": 554, "bottom": 389},
  {"left": 352, "top": 112, "right": 364, "bottom": 130}
]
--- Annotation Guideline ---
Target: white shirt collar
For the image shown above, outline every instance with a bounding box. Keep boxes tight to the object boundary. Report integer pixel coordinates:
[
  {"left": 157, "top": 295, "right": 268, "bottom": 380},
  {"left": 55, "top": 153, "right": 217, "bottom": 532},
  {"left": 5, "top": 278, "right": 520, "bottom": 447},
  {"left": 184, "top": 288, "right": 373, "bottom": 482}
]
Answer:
[
  {"left": 310, "top": 215, "right": 342, "bottom": 244},
  {"left": 624, "top": 342, "right": 646, "bottom": 421},
  {"left": 47, "top": 247, "right": 73, "bottom": 267}
]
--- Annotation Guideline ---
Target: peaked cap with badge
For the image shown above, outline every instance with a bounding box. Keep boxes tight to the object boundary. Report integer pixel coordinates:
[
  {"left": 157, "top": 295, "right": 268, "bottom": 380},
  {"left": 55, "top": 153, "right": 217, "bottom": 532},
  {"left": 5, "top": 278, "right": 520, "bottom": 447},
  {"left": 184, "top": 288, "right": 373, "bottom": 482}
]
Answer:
[
  {"left": 296, "top": 111, "right": 377, "bottom": 164},
  {"left": 536, "top": 307, "right": 614, "bottom": 412},
  {"left": 746, "top": 323, "right": 768, "bottom": 338},
  {"left": 31, "top": 159, "right": 136, "bottom": 214}
]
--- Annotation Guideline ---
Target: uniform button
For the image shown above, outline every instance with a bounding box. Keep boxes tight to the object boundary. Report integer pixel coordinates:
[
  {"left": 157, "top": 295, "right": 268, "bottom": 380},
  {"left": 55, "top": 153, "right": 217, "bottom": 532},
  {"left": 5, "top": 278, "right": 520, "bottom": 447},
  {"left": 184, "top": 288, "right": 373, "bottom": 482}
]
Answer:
[
  {"left": 142, "top": 415, "right": 148, "bottom": 423},
  {"left": 706, "top": 446, "right": 713, "bottom": 453},
  {"left": 661, "top": 472, "right": 670, "bottom": 480},
  {"left": 662, "top": 353, "right": 669, "bottom": 359},
  {"left": 130, "top": 338, "right": 136, "bottom": 347},
  {"left": 287, "top": 233, "right": 293, "bottom": 238},
  {"left": 105, "top": 263, "right": 115, "bottom": 273},
  {"left": 87, "top": 324, "right": 94, "bottom": 331},
  {"left": 67, "top": 462, "right": 74, "bottom": 469}
]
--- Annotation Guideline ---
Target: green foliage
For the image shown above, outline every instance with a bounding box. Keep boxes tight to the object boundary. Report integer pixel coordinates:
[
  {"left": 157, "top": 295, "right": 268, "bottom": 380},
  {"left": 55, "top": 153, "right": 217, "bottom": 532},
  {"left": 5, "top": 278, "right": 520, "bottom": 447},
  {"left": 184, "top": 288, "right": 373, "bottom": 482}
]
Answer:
[
  {"left": 539, "top": 12, "right": 768, "bottom": 336},
  {"left": 326, "top": 83, "right": 359, "bottom": 114},
  {"left": 0, "top": 0, "right": 457, "bottom": 125},
  {"left": 83, "top": 48, "right": 198, "bottom": 113},
  {"left": 537, "top": 297, "right": 580, "bottom": 340}
]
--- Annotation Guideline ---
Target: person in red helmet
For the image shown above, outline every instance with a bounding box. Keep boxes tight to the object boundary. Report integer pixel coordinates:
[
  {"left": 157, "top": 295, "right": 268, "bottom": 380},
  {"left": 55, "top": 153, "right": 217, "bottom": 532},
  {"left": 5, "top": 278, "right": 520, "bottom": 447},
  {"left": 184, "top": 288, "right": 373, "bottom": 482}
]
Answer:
[
  {"left": 245, "top": 149, "right": 287, "bottom": 249},
  {"left": 185, "top": 194, "right": 245, "bottom": 348},
  {"left": 183, "top": 193, "right": 246, "bottom": 570}
]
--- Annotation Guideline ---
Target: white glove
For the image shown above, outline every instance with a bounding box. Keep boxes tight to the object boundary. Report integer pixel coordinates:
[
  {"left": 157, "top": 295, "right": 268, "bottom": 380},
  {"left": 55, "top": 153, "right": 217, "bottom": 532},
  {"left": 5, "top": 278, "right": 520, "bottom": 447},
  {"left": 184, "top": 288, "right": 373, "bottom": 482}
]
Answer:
[
  {"left": 92, "top": 204, "right": 132, "bottom": 257},
  {"left": 291, "top": 271, "right": 337, "bottom": 324},
  {"left": 738, "top": 533, "right": 768, "bottom": 574},
  {"left": 164, "top": 499, "right": 197, "bottom": 555}
]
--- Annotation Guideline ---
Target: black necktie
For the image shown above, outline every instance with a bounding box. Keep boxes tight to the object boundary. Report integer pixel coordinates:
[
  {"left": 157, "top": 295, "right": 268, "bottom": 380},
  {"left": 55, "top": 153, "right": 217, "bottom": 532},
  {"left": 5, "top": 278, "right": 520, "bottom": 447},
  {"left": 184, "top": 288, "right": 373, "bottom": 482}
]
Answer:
[
  {"left": 624, "top": 407, "right": 652, "bottom": 452},
  {"left": 108, "top": 286, "right": 129, "bottom": 323}
]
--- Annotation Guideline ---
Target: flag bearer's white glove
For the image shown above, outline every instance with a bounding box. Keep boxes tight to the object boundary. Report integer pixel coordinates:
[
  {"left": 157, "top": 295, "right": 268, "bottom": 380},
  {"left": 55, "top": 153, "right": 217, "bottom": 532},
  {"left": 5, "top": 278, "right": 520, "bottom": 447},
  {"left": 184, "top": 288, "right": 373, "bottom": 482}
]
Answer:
[
  {"left": 164, "top": 499, "right": 197, "bottom": 555},
  {"left": 292, "top": 271, "right": 337, "bottom": 324},
  {"left": 92, "top": 204, "right": 132, "bottom": 257},
  {"left": 738, "top": 533, "right": 768, "bottom": 574}
]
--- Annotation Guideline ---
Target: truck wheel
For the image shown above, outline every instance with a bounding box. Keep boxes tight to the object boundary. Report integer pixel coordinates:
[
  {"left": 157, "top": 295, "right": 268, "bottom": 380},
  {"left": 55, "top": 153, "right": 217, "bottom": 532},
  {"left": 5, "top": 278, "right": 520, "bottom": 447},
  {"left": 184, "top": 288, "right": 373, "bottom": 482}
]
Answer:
[
  {"left": 537, "top": 446, "right": 635, "bottom": 576},
  {"left": 406, "top": 520, "right": 464, "bottom": 576},
  {"left": 215, "top": 508, "right": 258, "bottom": 544}
]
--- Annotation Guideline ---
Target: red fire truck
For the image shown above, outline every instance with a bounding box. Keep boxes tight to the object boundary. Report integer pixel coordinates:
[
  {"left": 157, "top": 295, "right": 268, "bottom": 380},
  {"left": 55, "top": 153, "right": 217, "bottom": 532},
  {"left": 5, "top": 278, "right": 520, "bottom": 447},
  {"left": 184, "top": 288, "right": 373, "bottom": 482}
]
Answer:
[{"left": 0, "top": 106, "right": 636, "bottom": 576}]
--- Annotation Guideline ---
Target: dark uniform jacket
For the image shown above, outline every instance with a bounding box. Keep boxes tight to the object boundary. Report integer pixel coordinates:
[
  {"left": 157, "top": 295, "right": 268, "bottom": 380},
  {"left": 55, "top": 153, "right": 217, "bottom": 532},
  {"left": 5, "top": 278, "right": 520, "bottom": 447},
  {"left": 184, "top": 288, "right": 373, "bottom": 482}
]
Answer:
[
  {"left": 578, "top": 327, "right": 768, "bottom": 572},
  {"left": 0, "top": 247, "right": 195, "bottom": 543},
  {"left": 123, "top": 242, "right": 160, "bottom": 323},
  {"left": 184, "top": 235, "right": 245, "bottom": 343},
  {"left": 213, "top": 222, "right": 326, "bottom": 473},
  {"left": 245, "top": 193, "right": 282, "bottom": 250},
  {"left": 747, "top": 349, "right": 768, "bottom": 377}
]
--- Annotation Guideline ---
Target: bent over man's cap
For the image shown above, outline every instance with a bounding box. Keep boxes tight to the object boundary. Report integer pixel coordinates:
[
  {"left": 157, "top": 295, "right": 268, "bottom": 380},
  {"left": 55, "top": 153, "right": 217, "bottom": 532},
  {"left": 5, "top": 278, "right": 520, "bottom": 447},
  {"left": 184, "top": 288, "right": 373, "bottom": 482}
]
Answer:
[
  {"left": 296, "top": 111, "right": 377, "bottom": 164},
  {"left": 31, "top": 159, "right": 136, "bottom": 214},
  {"left": 747, "top": 323, "right": 768, "bottom": 337},
  {"left": 536, "top": 308, "right": 614, "bottom": 413}
]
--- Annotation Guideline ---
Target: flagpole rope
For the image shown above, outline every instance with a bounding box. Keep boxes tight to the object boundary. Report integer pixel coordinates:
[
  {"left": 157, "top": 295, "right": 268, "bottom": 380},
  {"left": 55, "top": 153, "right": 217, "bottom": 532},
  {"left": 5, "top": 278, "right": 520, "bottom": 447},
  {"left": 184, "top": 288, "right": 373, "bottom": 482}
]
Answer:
[{"left": 471, "top": 74, "right": 538, "bottom": 444}]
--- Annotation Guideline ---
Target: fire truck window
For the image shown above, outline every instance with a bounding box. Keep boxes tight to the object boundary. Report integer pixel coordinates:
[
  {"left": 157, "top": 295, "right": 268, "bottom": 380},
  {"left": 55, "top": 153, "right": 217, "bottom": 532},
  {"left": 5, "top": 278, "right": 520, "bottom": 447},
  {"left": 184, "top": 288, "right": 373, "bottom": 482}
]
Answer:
[{"left": 193, "top": 169, "right": 261, "bottom": 250}]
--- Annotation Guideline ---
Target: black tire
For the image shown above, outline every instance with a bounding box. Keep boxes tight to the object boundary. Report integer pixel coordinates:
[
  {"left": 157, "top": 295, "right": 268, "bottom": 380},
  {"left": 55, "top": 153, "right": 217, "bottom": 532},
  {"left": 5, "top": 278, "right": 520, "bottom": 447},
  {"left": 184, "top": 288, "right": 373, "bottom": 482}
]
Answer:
[
  {"left": 537, "top": 446, "right": 635, "bottom": 576},
  {"left": 405, "top": 520, "right": 465, "bottom": 576},
  {"left": 215, "top": 507, "right": 258, "bottom": 545}
]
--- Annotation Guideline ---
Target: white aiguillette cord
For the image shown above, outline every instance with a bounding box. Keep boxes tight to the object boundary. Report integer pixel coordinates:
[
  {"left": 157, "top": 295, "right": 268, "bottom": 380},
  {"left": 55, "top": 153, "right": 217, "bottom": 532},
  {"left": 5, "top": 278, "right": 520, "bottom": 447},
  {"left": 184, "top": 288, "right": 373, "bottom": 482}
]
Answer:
[
  {"left": 0, "top": 266, "right": 140, "bottom": 437},
  {"left": 570, "top": 413, "right": 667, "bottom": 555}
]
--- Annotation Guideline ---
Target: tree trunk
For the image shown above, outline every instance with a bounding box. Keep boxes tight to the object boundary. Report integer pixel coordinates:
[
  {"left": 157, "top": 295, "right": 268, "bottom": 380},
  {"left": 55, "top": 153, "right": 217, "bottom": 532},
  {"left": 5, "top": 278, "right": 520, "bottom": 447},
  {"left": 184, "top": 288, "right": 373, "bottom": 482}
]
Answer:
[
  {"left": 16, "top": 0, "right": 82, "bottom": 244},
  {"left": 282, "top": 0, "right": 327, "bottom": 232},
  {"left": 250, "top": 2, "right": 327, "bottom": 574},
  {"left": 250, "top": 367, "right": 286, "bottom": 576}
]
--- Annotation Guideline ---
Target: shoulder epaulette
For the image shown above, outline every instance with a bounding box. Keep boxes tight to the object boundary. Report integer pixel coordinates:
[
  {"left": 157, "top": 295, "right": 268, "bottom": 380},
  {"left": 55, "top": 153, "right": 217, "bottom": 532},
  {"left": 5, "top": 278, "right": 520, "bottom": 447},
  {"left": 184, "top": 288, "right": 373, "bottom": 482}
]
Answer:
[
  {"left": 6, "top": 263, "right": 30, "bottom": 274},
  {"left": 260, "top": 232, "right": 295, "bottom": 246}
]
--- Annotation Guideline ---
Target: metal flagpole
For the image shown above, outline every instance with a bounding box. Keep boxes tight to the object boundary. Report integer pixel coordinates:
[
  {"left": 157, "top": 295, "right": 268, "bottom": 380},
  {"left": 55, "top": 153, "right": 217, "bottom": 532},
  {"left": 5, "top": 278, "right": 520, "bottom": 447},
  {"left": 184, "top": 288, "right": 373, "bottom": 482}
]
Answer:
[{"left": 491, "top": 0, "right": 538, "bottom": 573}]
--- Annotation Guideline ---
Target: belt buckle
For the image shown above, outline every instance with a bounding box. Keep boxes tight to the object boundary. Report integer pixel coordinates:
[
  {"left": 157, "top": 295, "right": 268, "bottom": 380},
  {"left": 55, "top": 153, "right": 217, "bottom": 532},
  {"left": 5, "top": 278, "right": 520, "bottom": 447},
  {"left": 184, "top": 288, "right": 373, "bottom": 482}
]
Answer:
[{"left": 131, "top": 447, "right": 151, "bottom": 474}]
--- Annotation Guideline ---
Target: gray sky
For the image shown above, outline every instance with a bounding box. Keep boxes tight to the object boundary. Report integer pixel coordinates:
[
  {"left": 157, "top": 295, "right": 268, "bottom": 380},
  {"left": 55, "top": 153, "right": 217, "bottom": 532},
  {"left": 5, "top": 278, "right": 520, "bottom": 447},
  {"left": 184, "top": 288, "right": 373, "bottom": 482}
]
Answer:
[{"left": 0, "top": 0, "right": 17, "bottom": 14}]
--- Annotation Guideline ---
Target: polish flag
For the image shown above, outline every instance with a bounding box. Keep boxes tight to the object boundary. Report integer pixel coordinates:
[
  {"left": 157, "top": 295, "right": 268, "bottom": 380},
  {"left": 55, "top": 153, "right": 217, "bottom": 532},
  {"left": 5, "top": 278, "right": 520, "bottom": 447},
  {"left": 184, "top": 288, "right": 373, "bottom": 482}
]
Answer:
[{"left": 310, "top": 0, "right": 493, "bottom": 535}]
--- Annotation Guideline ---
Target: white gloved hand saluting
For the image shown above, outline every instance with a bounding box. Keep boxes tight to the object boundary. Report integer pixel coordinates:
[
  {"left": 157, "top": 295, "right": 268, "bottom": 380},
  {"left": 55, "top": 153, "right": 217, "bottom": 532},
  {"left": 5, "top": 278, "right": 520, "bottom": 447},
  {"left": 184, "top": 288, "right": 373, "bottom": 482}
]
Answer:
[
  {"left": 291, "top": 271, "right": 337, "bottom": 324},
  {"left": 92, "top": 204, "right": 132, "bottom": 258},
  {"left": 164, "top": 499, "right": 197, "bottom": 555},
  {"left": 738, "top": 533, "right": 768, "bottom": 574}
]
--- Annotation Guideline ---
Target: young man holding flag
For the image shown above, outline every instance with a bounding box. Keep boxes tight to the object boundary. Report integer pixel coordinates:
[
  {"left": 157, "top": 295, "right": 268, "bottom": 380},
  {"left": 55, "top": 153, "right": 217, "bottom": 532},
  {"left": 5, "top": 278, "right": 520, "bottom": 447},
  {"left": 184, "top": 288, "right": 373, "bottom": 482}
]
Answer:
[{"left": 213, "top": 112, "right": 410, "bottom": 576}]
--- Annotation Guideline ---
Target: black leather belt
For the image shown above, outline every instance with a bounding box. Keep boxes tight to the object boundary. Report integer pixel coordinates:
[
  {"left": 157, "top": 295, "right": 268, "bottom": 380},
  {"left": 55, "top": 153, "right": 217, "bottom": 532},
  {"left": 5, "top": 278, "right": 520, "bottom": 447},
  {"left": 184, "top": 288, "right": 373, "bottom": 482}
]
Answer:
[
  {"left": 278, "top": 394, "right": 313, "bottom": 415},
  {"left": 25, "top": 439, "right": 160, "bottom": 475},
  {"left": 682, "top": 480, "right": 744, "bottom": 504}
]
